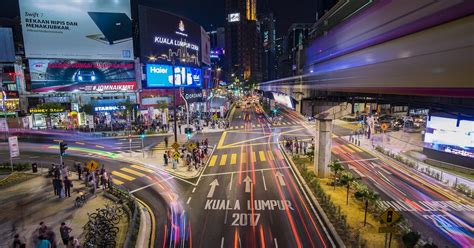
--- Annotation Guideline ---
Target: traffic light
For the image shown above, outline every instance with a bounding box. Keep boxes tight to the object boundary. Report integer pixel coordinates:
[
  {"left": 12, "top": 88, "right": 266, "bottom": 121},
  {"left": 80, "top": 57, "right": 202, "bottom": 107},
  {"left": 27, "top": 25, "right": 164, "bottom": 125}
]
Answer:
[
  {"left": 60, "top": 142, "right": 68, "bottom": 156},
  {"left": 185, "top": 127, "right": 193, "bottom": 139},
  {"left": 272, "top": 108, "right": 278, "bottom": 114}
]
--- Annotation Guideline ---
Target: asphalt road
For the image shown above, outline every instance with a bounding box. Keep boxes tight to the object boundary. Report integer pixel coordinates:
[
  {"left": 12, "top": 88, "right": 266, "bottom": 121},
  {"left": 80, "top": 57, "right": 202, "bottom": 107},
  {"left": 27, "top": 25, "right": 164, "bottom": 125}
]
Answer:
[
  {"left": 279, "top": 108, "right": 474, "bottom": 248},
  {"left": 183, "top": 105, "right": 337, "bottom": 247}
]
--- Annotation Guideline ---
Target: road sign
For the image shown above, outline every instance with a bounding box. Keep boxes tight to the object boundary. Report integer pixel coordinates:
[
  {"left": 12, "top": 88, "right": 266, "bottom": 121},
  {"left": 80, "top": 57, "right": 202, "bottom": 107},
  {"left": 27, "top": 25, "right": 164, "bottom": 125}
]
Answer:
[
  {"left": 381, "top": 123, "right": 389, "bottom": 131},
  {"left": 172, "top": 142, "right": 180, "bottom": 150},
  {"left": 187, "top": 142, "right": 197, "bottom": 151},
  {"left": 8, "top": 136, "right": 19, "bottom": 158},
  {"left": 378, "top": 226, "right": 398, "bottom": 233},
  {"left": 380, "top": 207, "right": 400, "bottom": 224},
  {"left": 86, "top": 160, "right": 99, "bottom": 172},
  {"left": 173, "top": 152, "right": 181, "bottom": 160}
]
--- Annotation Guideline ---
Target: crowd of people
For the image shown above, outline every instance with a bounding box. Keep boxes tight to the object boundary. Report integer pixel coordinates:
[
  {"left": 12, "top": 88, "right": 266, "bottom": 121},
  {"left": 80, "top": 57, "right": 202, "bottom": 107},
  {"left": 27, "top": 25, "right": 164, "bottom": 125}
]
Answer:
[
  {"left": 163, "top": 138, "right": 210, "bottom": 171},
  {"left": 283, "top": 137, "right": 313, "bottom": 156}
]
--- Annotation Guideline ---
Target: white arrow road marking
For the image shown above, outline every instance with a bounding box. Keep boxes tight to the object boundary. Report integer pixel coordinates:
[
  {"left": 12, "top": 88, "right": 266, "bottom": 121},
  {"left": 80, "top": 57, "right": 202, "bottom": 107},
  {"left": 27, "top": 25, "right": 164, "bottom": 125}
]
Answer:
[
  {"left": 207, "top": 179, "right": 219, "bottom": 198},
  {"left": 243, "top": 176, "right": 252, "bottom": 193},
  {"left": 275, "top": 171, "right": 286, "bottom": 187}
]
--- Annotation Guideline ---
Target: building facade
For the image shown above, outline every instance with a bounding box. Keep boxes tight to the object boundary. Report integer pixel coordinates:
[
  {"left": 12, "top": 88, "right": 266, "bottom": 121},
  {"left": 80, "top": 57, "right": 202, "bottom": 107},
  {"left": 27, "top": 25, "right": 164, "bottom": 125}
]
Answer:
[{"left": 259, "top": 12, "right": 277, "bottom": 82}]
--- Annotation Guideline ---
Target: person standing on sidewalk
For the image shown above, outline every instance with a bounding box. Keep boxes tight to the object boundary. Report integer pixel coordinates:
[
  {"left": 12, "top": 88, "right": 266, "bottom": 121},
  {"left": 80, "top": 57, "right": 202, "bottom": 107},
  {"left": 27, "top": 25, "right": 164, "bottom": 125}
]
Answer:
[
  {"left": 63, "top": 177, "right": 72, "bottom": 198},
  {"left": 163, "top": 153, "right": 168, "bottom": 166},
  {"left": 59, "top": 222, "right": 72, "bottom": 246},
  {"left": 76, "top": 164, "right": 82, "bottom": 181},
  {"left": 52, "top": 177, "right": 59, "bottom": 196},
  {"left": 164, "top": 136, "right": 169, "bottom": 148}
]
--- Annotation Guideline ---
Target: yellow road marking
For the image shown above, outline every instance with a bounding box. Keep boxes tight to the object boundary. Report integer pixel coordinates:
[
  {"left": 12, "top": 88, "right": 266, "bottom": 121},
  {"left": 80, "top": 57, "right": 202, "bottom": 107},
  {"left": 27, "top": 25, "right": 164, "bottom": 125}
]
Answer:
[
  {"left": 240, "top": 125, "right": 244, "bottom": 129},
  {"left": 267, "top": 151, "right": 274, "bottom": 160},
  {"left": 251, "top": 152, "right": 256, "bottom": 162},
  {"left": 340, "top": 145, "right": 355, "bottom": 153},
  {"left": 112, "top": 178, "right": 124, "bottom": 185},
  {"left": 135, "top": 198, "right": 155, "bottom": 248},
  {"left": 75, "top": 142, "right": 85, "bottom": 145},
  {"left": 230, "top": 154, "right": 237, "bottom": 165},
  {"left": 259, "top": 151, "right": 266, "bottom": 162},
  {"left": 220, "top": 154, "right": 228, "bottom": 166},
  {"left": 95, "top": 145, "right": 105, "bottom": 149},
  {"left": 348, "top": 144, "right": 363, "bottom": 152},
  {"left": 121, "top": 168, "right": 145, "bottom": 177},
  {"left": 209, "top": 155, "right": 218, "bottom": 167},
  {"left": 216, "top": 131, "right": 228, "bottom": 149},
  {"left": 242, "top": 153, "right": 247, "bottom": 163},
  {"left": 131, "top": 164, "right": 154, "bottom": 173},
  {"left": 112, "top": 171, "right": 135, "bottom": 181},
  {"left": 331, "top": 148, "right": 340, "bottom": 155}
]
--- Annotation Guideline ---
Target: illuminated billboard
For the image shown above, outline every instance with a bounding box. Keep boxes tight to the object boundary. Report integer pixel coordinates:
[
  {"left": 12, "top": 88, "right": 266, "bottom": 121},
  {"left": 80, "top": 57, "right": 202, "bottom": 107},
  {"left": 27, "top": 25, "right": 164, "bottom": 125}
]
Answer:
[
  {"left": 272, "top": 92, "right": 294, "bottom": 109},
  {"left": 145, "top": 64, "right": 201, "bottom": 88},
  {"left": 19, "top": 0, "right": 133, "bottom": 60},
  {"left": 139, "top": 6, "right": 202, "bottom": 66},
  {"left": 29, "top": 59, "right": 136, "bottom": 92},
  {"left": 424, "top": 116, "right": 474, "bottom": 159}
]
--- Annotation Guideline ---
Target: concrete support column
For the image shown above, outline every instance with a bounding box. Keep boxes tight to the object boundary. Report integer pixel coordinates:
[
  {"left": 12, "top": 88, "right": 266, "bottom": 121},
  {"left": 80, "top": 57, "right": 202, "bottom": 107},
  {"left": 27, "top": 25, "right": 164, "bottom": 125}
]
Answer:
[
  {"left": 296, "top": 100, "right": 302, "bottom": 114},
  {"left": 314, "top": 118, "right": 333, "bottom": 178}
]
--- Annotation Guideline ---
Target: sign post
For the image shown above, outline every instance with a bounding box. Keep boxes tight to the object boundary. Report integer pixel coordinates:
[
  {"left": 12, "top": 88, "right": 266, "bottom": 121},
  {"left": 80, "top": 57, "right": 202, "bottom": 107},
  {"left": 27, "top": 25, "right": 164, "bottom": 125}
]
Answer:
[
  {"left": 8, "top": 136, "right": 19, "bottom": 172},
  {"left": 379, "top": 207, "right": 401, "bottom": 248}
]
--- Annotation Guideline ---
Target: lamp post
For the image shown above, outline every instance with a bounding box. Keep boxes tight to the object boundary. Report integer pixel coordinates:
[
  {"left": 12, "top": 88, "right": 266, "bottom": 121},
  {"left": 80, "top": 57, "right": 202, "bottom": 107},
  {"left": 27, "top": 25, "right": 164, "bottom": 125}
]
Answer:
[{"left": 172, "top": 59, "right": 178, "bottom": 143}]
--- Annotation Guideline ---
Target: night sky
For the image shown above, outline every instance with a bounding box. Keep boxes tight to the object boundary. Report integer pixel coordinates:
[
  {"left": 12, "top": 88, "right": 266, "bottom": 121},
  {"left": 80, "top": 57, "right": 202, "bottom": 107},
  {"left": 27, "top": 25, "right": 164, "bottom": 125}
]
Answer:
[{"left": 0, "top": 0, "right": 318, "bottom": 35}]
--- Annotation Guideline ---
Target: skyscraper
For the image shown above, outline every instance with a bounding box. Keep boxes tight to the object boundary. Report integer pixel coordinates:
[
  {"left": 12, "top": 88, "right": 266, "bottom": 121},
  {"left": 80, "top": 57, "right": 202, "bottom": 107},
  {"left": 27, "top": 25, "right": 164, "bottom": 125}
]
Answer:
[
  {"left": 225, "top": 0, "right": 262, "bottom": 86},
  {"left": 259, "top": 12, "right": 276, "bottom": 81}
]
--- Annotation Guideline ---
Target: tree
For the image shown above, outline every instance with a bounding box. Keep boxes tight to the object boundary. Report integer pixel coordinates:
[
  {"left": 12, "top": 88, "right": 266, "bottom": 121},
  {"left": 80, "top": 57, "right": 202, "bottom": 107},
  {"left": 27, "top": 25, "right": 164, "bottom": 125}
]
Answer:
[
  {"left": 354, "top": 185, "right": 379, "bottom": 226},
  {"left": 340, "top": 171, "right": 356, "bottom": 205},
  {"left": 328, "top": 160, "right": 344, "bottom": 189},
  {"left": 80, "top": 104, "right": 94, "bottom": 115},
  {"left": 402, "top": 232, "right": 420, "bottom": 248}
]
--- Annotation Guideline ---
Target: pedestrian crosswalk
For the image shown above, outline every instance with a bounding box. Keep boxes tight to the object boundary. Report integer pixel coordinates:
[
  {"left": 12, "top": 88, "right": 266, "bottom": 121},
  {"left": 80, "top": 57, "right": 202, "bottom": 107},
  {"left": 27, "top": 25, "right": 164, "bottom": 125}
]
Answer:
[
  {"left": 110, "top": 164, "right": 154, "bottom": 185},
  {"left": 331, "top": 144, "right": 364, "bottom": 155},
  {"left": 152, "top": 141, "right": 168, "bottom": 151},
  {"left": 208, "top": 150, "right": 284, "bottom": 167},
  {"left": 227, "top": 121, "right": 301, "bottom": 130}
]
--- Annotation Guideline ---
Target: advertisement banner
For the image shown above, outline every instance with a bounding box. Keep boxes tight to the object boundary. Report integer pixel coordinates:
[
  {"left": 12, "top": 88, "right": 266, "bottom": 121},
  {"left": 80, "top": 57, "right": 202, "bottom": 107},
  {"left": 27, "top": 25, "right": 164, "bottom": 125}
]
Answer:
[
  {"left": 0, "top": 118, "right": 8, "bottom": 132},
  {"left": 19, "top": 0, "right": 133, "bottom": 60},
  {"left": 183, "top": 88, "right": 204, "bottom": 104},
  {"left": 145, "top": 64, "right": 201, "bottom": 88},
  {"left": 8, "top": 136, "right": 20, "bottom": 158},
  {"left": 29, "top": 59, "right": 136, "bottom": 92},
  {"left": 139, "top": 6, "right": 202, "bottom": 66},
  {"left": 201, "top": 27, "right": 211, "bottom": 66}
]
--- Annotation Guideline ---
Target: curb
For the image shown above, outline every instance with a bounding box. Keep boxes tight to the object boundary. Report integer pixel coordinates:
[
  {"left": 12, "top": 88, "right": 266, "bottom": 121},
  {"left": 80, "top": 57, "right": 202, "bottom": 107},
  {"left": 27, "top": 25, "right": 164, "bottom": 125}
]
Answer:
[
  {"left": 279, "top": 144, "right": 346, "bottom": 248},
  {"left": 135, "top": 198, "right": 154, "bottom": 248}
]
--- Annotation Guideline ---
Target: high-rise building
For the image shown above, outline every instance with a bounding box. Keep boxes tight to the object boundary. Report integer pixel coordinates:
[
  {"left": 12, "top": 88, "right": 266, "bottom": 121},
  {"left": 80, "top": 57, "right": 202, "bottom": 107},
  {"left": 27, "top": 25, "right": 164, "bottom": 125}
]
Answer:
[
  {"left": 208, "top": 27, "right": 226, "bottom": 86},
  {"left": 225, "top": 0, "right": 262, "bottom": 86},
  {"left": 287, "top": 23, "right": 312, "bottom": 75},
  {"left": 208, "top": 27, "right": 226, "bottom": 50},
  {"left": 259, "top": 12, "right": 276, "bottom": 82}
]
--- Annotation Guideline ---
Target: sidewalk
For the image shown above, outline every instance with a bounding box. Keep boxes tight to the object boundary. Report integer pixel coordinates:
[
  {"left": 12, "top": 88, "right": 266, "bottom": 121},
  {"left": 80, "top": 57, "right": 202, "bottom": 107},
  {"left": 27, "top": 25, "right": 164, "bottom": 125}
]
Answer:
[{"left": 0, "top": 173, "right": 109, "bottom": 247}]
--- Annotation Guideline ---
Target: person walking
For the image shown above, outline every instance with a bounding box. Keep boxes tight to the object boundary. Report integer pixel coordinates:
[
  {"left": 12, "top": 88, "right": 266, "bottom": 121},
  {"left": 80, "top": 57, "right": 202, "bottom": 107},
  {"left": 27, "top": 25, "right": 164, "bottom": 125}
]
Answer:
[
  {"left": 52, "top": 178, "right": 59, "bottom": 196},
  {"left": 164, "top": 136, "right": 169, "bottom": 148},
  {"left": 66, "top": 237, "right": 79, "bottom": 248},
  {"left": 59, "top": 222, "right": 72, "bottom": 246},
  {"left": 36, "top": 235, "right": 51, "bottom": 248},
  {"left": 178, "top": 123, "right": 182, "bottom": 134},
  {"left": 13, "top": 234, "right": 24, "bottom": 248},
  {"left": 76, "top": 165, "right": 82, "bottom": 181},
  {"left": 163, "top": 153, "right": 168, "bottom": 166},
  {"left": 63, "top": 177, "right": 72, "bottom": 198}
]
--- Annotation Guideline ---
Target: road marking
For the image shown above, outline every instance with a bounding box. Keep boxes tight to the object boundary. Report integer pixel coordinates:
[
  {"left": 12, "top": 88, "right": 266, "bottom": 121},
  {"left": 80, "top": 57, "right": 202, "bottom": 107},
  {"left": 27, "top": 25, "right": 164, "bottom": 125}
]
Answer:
[
  {"left": 243, "top": 176, "right": 252, "bottom": 193},
  {"left": 111, "top": 171, "right": 135, "bottom": 181},
  {"left": 251, "top": 152, "right": 256, "bottom": 163},
  {"left": 192, "top": 187, "right": 196, "bottom": 193},
  {"left": 259, "top": 151, "right": 266, "bottom": 162},
  {"left": 242, "top": 153, "right": 247, "bottom": 163},
  {"left": 221, "top": 237, "right": 225, "bottom": 248},
  {"left": 331, "top": 147, "right": 341, "bottom": 155},
  {"left": 267, "top": 151, "right": 275, "bottom": 161},
  {"left": 201, "top": 166, "right": 291, "bottom": 177},
  {"left": 347, "top": 143, "right": 363, "bottom": 152},
  {"left": 338, "top": 158, "right": 379, "bottom": 164},
  {"left": 257, "top": 124, "right": 261, "bottom": 127},
  {"left": 219, "top": 154, "right": 228, "bottom": 166},
  {"left": 130, "top": 164, "right": 154, "bottom": 173},
  {"left": 187, "top": 197, "right": 192, "bottom": 205},
  {"left": 95, "top": 145, "right": 105, "bottom": 149},
  {"left": 134, "top": 198, "right": 156, "bottom": 248},
  {"left": 129, "top": 177, "right": 175, "bottom": 193},
  {"left": 208, "top": 179, "right": 219, "bottom": 198},
  {"left": 75, "top": 142, "right": 85, "bottom": 145},
  {"left": 274, "top": 238, "right": 279, "bottom": 248},
  {"left": 112, "top": 178, "right": 124, "bottom": 185},
  {"left": 240, "top": 125, "right": 244, "bottom": 129},
  {"left": 121, "top": 167, "right": 145, "bottom": 177},
  {"left": 229, "top": 172, "right": 233, "bottom": 191},
  {"left": 261, "top": 170, "right": 267, "bottom": 191},
  {"left": 275, "top": 171, "right": 286, "bottom": 187},
  {"left": 340, "top": 145, "right": 355, "bottom": 153},
  {"left": 230, "top": 154, "right": 237, "bottom": 165},
  {"left": 209, "top": 155, "right": 218, "bottom": 167}
]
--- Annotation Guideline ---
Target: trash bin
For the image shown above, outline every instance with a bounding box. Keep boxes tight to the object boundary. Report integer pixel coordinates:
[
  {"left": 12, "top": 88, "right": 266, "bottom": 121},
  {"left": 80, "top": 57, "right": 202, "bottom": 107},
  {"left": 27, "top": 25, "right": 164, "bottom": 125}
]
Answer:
[{"left": 32, "top": 163, "right": 38, "bottom": 173}]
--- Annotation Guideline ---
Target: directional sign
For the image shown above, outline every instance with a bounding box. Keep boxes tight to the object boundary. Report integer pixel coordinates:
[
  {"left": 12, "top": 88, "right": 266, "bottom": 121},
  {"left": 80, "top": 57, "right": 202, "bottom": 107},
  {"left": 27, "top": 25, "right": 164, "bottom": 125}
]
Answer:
[
  {"left": 86, "top": 160, "right": 99, "bottom": 172},
  {"left": 380, "top": 207, "right": 400, "bottom": 225},
  {"left": 172, "top": 142, "right": 180, "bottom": 151},
  {"left": 243, "top": 176, "right": 252, "bottom": 193},
  {"left": 275, "top": 171, "right": 286, "bottom": 187},
  {"left": 173, "top": 152, "right": 181, "bottom": 160},
  {"left": 207, "top": 179, "right": 219, "bottom": 198},
  {"left": 187, "top": 142, "right": 197, "bottom": 151}
]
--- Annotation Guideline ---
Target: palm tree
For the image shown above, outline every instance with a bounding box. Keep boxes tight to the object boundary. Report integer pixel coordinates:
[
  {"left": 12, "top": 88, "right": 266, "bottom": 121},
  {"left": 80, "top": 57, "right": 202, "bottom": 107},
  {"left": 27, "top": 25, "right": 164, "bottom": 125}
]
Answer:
[
  {"left": 328, "top": 160, "right": 344, "bottom": 189},
  {"left": 355, "top": 186, "right": 379, "bottom": 226},
  {"left": 340, "top": 171, "right": 357, "bottom": 205}
]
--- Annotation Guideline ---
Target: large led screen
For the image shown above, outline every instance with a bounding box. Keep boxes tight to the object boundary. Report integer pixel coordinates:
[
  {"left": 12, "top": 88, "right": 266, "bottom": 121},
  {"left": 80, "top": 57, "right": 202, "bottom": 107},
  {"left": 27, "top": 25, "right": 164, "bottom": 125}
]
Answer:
[
  {"left": 424, "top": 116, "right": 474, "bottom": 159},
  {"left": 146, "top": 64, "right": 201, "bottom": 88},
  {"left": 139, "top": 6, "right": 202, "bottom": 66},
  {"left": 272, "top": 92, "right": 294, "bottom": 109},
  {"left": 19, "top": 0, "right": 133, "bottom": 60},
  {"left": 29, "top": 60, "right": 136, "bottom": 92}
]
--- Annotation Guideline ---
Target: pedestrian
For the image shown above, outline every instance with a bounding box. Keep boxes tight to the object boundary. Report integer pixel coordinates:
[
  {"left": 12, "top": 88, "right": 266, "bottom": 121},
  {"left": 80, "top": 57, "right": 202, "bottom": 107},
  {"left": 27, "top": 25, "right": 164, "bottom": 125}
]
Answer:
[
  {"left": 36, "top": 235, "right": 51, "bottom": 248},
  {"left": 63, "top": 177, "right": 72, "bottom": 198},
  {"left": 108, "top": 174, "right": 114, "bottom": 189},
  {"left": 178, "top": 123, "right": 182, "bottom": 134},
  {"left": 58, "top": 179, "right": 64, "bottom": 198},
  {"left": 38, "top": 222, "right": 48, "bottom": 236},
  {"left": 164, "top": 136, "right": 169, "bottom": 148},
  {"left": 13, "top": 234, "right": 24, "bottom": 248},
  {"left": 52, "top": 177, "right": 59, "bottom": 196},
  {"left": 59, "top": 222, "right": 72, "bottom": 246},
  {"left": 66, "top": 236, "right": 79, "bottom": 248},
  {"left": 76, "top": 165, "right": 82, "bottom": 180},
  {"left": 163, "top": 153, "right": 168, "bottom": 166},
  {"left": 172, "top": 158, "right": 177, "bottom": 169}
]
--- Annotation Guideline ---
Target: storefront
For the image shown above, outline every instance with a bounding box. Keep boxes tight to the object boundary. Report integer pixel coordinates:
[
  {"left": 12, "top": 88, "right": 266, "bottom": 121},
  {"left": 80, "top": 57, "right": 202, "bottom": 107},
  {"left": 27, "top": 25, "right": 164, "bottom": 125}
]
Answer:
[{"left": 27, "top": 104, "right": 70, "bottom": 129}]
